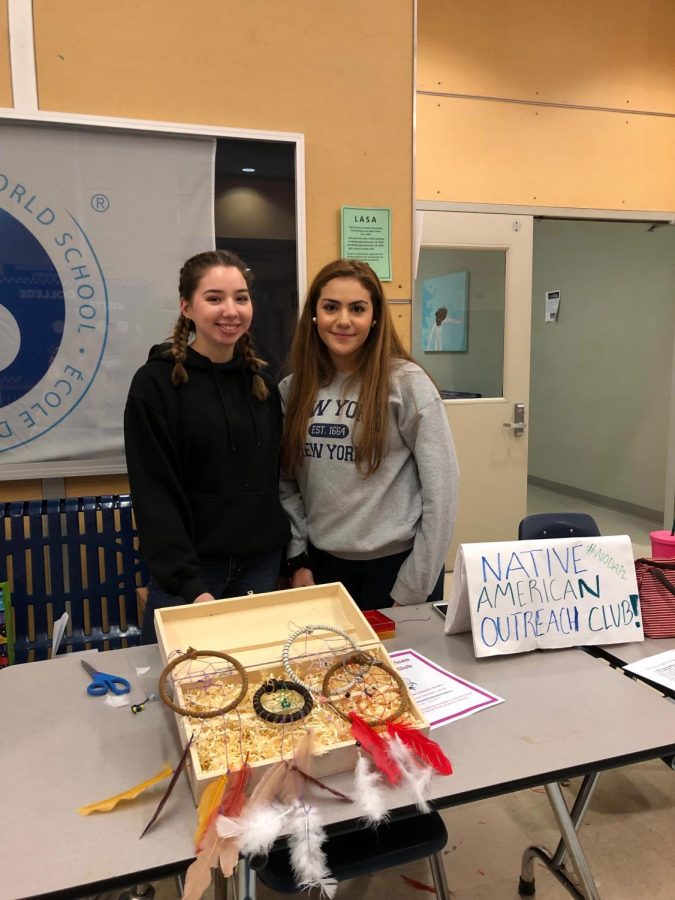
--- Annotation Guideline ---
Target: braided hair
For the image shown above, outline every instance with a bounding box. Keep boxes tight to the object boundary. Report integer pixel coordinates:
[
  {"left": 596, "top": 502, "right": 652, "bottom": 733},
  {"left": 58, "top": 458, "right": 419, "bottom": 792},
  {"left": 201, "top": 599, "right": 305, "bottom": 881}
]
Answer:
[{"left": 169, "top": 249, "right": 269, "bottom": 400}]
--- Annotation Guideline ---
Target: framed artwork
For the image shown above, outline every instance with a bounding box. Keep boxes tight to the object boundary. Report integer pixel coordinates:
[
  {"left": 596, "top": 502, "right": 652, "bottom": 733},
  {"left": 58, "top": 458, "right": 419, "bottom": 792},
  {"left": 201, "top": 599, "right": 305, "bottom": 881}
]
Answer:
[{"left": 422, "top": 271, "right": 469, "bottom": 351}]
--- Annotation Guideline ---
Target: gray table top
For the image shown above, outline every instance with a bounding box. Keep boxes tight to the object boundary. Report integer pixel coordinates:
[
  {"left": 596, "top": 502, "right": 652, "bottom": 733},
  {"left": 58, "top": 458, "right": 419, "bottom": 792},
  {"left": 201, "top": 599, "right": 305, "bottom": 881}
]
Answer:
[
  {"left": 3, "top": 609, "right": 675, "bottom": 899},
  {"left": 597, "top": 636, "right": 675, "bottom": 665},
  {"left": 0, "top": 645, "right": 195, "bottom": 900}
]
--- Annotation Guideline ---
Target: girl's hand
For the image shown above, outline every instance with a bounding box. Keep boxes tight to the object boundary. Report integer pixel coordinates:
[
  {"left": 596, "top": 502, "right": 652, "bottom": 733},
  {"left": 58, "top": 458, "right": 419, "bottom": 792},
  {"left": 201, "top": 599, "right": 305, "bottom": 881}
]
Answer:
[
  {"left": 291, "top": 568, "right": 315, "bottom": 588},
  {"left": 193, "top": 592, "right": 217, "bottom": 604}
]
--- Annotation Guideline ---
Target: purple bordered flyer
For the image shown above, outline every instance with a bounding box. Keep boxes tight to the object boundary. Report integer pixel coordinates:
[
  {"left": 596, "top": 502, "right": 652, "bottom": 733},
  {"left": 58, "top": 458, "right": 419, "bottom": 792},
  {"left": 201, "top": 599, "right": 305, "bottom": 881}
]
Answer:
[{"left": 389, "top": 649, "right": 504, "bottom": 729}]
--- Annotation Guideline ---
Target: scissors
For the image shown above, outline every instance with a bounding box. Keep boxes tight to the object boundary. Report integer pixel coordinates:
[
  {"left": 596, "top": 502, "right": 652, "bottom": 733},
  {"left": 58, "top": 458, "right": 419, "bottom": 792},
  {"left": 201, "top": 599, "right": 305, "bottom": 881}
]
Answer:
[{"left": 81, "top": 659, "right": 131, "bottom": 696}]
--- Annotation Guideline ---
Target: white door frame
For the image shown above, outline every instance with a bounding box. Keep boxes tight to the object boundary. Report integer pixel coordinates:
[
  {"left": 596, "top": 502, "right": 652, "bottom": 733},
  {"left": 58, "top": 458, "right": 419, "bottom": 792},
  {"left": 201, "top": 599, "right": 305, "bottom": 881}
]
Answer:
[{"left": 417, "top": 199, "right": 675, "bottom": 529}]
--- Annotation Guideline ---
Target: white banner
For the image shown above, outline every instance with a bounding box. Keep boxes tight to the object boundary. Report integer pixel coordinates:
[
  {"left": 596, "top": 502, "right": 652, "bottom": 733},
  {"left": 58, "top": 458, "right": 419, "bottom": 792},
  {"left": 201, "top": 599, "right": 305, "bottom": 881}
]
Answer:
[
  {"left": 0, "top": 122, "right": 214, "bottom": 470},
  {"left": 445, "top": 535, "right": 643, "bottom": 657}
]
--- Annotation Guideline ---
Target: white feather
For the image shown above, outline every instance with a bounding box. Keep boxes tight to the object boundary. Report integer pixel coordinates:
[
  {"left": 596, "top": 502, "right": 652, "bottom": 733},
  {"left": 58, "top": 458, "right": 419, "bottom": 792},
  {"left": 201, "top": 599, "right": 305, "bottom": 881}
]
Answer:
[
  {"left": 216, "top": 802, "right": 290, "bottom": 858},
  {"left": 355, "top": 753, "right": 391, "bottom": 826},
  {"left": 387, "top": 735, "right": 433, "bottom": 813},
  {"left": 215, "top": 815, "right": 243, "bottom": 840},
  {"left": 239, "top": 802, "right": 290, "bottom": 857},
  {"left": 288, "top": 803, "right": 337, "bottom": 899}
]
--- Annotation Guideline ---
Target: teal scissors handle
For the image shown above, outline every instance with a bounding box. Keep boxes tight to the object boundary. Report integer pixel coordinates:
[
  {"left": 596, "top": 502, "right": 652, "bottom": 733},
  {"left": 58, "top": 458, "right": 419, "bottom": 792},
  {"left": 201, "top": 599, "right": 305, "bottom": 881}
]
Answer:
[{"left": 87, "top": 672, "right": 131, "bottom": 696}]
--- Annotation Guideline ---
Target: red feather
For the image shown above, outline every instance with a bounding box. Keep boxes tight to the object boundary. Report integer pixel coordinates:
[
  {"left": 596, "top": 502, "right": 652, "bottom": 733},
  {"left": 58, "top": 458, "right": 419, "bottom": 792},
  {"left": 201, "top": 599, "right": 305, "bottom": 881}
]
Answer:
[
  {"left": 386, "top": 723, "right": 453, "bottom": 776},
  {"left": 196, "top": 764, "right": 250, "bottom": 852},
  {"left": 349, "top": 712, "right": 401, "bottom": 785},
  {"left": 218, "top": 763, "right": 250, "bottom": 819}
]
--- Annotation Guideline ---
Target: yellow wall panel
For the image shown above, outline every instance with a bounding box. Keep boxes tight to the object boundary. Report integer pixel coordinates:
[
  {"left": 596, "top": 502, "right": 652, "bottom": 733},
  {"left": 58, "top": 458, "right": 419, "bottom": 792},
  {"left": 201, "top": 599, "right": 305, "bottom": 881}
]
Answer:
[
  {"left": 0, "top": 476, "right": 129, "bottom": 501},
  {"left": 389, "top": 302, "right": 412, "bottom": 353},
  {"left": 0, "top": 480, "right": 42, "bottom": 501},
  {"left": 64, "top": 474, "right": 130, "bottom": 497},
  {"left": 417, "top": 94, "right": 675, "bottom": 211},
  {"left": 419, "top": 0, "right": 675, "bottom": 114},
  {"left": 32, "top": 0, "right": 414, "bottom": 296},
  {"left": 0, "top": 1, "right": 12, "bottom": 106}
]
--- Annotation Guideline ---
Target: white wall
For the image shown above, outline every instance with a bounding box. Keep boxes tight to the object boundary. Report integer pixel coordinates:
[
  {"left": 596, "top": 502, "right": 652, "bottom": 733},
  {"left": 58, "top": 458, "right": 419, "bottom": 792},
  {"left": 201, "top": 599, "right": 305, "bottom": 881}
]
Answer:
[{"left": 529, "top": 220, "right": 675, "bottom": 515}]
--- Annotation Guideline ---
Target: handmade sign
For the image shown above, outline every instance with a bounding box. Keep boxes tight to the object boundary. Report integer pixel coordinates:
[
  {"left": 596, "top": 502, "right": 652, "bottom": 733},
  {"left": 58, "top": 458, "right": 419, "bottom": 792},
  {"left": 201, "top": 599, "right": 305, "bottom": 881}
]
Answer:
[{"left": 445, "top": 535, "right": 643, "bottom": 657}]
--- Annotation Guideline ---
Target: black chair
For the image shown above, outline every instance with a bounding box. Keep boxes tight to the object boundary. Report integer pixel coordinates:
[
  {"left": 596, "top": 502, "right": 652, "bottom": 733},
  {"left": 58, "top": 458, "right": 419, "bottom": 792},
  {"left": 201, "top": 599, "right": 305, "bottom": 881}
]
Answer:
[
  {"left": 518, "top": 512, "right": 600, "bottom": 541},
  {"left": 254, "top": 810, "right": 450, "bottom": 898}
]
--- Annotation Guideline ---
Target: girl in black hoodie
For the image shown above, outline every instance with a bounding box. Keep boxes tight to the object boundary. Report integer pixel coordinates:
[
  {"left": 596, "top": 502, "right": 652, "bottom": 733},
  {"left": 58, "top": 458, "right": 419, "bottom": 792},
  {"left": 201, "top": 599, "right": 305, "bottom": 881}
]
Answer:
[{"left": 124, "top": 250, "right": 290, "bottom": 643}]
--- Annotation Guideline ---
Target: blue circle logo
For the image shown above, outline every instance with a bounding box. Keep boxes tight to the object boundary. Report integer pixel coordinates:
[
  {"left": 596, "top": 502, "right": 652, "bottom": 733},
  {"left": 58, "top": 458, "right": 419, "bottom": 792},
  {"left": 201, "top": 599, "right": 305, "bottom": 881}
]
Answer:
[{"left": 0, "top": 175, "right": 108, "bottom": 452}]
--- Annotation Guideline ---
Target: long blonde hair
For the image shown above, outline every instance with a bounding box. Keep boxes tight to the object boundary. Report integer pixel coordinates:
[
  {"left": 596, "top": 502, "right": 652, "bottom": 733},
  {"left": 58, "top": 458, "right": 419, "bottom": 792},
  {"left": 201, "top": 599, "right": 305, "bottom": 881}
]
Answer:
[
  {"left": 282, "top": 259, "right": 411, "bottom": 477},
  {"left": 169, "top": 249, "right": 269, "bottom": 400}
]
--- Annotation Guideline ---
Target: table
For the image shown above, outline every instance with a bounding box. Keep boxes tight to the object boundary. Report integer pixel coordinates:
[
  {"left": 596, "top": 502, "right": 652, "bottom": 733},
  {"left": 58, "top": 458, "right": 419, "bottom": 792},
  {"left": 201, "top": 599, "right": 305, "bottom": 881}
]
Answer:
[
  {"left": 596, "top": 636, "right": 675, "bottom": 665},
  {"left": 0, "top": 646, "right": 196, "bottom": 899},
  {"left": 3, "top": 610, "right": 675, "bottom": 900},
  {"left": 592, "top": 637, "right": 675, "bottom": 698}
]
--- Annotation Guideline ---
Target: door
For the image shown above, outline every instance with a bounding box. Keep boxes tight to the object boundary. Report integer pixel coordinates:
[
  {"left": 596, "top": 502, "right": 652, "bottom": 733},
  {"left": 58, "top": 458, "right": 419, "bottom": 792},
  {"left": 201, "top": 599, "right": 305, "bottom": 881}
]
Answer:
[{"left": 414, "top": 210, "right": 533, "bottom": 565}]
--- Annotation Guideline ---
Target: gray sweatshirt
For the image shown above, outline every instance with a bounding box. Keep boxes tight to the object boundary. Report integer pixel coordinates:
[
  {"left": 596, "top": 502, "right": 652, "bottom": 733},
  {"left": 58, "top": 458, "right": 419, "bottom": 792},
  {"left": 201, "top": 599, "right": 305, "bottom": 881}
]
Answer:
[{"left": 279, "top": 360, "right": 460, "bottom": 605}]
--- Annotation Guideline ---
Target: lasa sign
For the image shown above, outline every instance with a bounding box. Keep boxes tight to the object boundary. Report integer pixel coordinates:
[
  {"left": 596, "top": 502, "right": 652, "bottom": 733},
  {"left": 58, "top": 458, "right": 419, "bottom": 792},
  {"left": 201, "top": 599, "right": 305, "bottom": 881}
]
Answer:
[{"left": 445, "top": 535, "right": 643, "bottom": 658}]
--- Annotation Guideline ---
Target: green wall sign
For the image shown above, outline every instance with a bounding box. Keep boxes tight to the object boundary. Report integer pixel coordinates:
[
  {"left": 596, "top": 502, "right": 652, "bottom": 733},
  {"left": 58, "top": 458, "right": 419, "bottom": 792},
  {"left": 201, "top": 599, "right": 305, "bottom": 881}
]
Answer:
[{"left": 341, "top": 206, "right": 392, "bottom": 281}]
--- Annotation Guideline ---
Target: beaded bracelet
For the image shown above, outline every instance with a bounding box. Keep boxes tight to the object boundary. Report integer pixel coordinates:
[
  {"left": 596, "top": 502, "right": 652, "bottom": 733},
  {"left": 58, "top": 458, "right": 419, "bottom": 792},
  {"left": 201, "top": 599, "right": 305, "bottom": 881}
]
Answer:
[{"left": 252, "top": 678, "right": 314, "bottom": 724}]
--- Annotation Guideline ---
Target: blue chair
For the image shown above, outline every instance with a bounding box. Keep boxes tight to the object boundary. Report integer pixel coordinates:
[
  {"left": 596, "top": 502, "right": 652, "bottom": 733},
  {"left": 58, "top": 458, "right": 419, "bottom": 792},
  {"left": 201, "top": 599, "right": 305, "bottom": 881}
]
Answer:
[
  {"left": 253, "top": 810, "right": 450, "bottom": 898},
  {"left": 0, "top": 494, "right": 149, "bottom": 662},
  {"left": 518, "top": 513, "right": 600, "bottom": 541}
]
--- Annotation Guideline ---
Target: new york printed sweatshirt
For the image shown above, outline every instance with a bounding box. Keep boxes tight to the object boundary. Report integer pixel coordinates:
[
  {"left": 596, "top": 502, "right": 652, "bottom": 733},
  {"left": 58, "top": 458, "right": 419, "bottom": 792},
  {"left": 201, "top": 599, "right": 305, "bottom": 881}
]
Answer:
[{"left": 279, "top": 360, "right": 460, "bottom": 605}]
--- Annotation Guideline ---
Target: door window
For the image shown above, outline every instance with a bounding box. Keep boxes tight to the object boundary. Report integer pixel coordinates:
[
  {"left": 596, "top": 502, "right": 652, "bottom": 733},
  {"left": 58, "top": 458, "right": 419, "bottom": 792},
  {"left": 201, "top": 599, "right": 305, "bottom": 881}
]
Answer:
[{"left": 413, "top": 247, "right": 506, "bottom": 399}]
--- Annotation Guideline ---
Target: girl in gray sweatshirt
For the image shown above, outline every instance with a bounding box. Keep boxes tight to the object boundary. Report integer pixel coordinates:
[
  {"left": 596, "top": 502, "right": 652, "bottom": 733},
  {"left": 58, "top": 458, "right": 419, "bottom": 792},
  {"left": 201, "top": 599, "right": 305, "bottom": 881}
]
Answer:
[{"left": 280, "top": 259, "right": 459, "bottom": 610}]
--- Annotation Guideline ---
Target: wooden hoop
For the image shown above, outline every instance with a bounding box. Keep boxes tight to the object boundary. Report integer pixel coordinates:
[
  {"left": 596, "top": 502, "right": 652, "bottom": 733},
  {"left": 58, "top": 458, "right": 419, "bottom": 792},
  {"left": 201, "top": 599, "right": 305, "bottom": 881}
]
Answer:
[
  {"left": 321, "top": 651, "right": 409, "bottom": 725},
  {"left": 158, "top": 649, "right": 248, "bottom": 719}
]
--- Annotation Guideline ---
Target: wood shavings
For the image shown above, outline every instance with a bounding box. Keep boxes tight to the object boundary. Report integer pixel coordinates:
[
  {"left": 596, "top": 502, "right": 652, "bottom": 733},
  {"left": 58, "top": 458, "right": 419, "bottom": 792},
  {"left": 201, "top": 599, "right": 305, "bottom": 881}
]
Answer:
[
  {"left": 175, "top": 648, "right": 416, "bottom": 778},
  {"left": 181, "top": 668, "right": 349, "bottom": 775}
]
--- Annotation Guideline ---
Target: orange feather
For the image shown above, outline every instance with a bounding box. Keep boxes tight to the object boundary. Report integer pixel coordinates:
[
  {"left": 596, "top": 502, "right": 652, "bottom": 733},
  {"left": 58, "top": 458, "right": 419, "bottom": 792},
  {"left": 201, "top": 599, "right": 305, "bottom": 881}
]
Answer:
[{"left": 194, "top": 774, "right": 227, "bottom": 849}]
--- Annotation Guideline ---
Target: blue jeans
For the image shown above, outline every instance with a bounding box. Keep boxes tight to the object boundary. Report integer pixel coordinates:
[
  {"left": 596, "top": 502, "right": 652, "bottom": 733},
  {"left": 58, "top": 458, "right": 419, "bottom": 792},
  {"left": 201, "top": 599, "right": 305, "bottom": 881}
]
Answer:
[{"left": 140, "top": 549, "right": 283, "bottom": 644}]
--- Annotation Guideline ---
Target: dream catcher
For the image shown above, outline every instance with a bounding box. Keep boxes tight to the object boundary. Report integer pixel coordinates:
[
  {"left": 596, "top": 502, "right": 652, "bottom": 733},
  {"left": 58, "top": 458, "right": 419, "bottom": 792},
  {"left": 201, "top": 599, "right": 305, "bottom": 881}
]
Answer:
[
  {"left": 282, "top": 625, "right": 453, "bottom": 822},
  {"left": 149, "top": 625, "right": 452, "bottom": 900},
  {"left": 154, "top": 644, "right": 350, "bottom": 900},
  {"left": 159, "top": 649, "right": 249, "bottom": 719}
]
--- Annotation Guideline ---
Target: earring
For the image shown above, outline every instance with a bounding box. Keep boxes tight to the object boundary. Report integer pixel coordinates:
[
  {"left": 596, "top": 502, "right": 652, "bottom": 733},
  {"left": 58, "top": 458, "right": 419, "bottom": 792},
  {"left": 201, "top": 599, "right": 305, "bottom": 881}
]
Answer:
[
  {"left": 312, "top": 316, "right": 317, "bottom": 323},
  {"left": 371, "top": 320, "right": 377, "bottom": 327}
]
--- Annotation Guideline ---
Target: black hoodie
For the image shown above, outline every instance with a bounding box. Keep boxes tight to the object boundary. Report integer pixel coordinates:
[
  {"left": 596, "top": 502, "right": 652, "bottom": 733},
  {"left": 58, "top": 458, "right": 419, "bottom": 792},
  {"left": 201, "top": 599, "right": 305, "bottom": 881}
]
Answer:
[{"left": 124, "top": 344, "right": 290, "bottom": 602}]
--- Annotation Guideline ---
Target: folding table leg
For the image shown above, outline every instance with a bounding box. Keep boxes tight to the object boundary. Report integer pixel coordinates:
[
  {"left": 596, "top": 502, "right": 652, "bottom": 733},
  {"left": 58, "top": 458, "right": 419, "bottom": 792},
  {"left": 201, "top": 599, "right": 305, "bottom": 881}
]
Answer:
[
  {"left": 212, "top": 864, "right": 253, "bottom": 900},
  {"left": 518, "top": 774, "right": 601, "bottom": 899},
  {"left": 117, "top": 884, "right": 155, "bottom": 900},
  {"left": 428, "top": 850, "right": 452, "bottom": 900},
  {"left": 238, "top": 858, "right": 257, "bottom": 899},
  {"left": 213, "top": 868, "right": 228, "bottom": 899}
]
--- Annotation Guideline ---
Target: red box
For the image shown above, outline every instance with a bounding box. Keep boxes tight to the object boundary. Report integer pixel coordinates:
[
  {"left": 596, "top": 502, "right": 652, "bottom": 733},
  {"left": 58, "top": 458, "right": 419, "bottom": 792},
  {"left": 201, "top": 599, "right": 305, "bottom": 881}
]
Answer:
[{"left": 363, "top": 609, "right": 396, "bottom": 639}]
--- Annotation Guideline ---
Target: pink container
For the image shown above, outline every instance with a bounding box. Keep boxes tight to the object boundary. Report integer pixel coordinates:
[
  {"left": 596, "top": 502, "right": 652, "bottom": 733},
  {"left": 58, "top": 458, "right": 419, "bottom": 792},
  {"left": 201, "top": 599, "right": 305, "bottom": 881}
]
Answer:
[{"left": 650, "top": 530, "right": 675, "bottom": 559}]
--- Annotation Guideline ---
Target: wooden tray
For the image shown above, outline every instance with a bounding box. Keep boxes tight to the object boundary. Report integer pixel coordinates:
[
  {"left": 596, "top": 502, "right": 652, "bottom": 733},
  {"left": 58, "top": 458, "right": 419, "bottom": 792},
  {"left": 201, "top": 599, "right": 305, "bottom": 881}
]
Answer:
[{"left": 155, "top": 583, "right": 428, "bottom": 801}]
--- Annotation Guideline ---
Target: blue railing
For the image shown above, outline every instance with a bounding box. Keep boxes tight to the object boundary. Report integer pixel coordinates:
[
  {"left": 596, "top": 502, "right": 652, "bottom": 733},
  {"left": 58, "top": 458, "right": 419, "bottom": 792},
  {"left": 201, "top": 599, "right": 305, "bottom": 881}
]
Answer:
[{"left": 0, "top": 494, "right": 149, "bottom": 663}]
